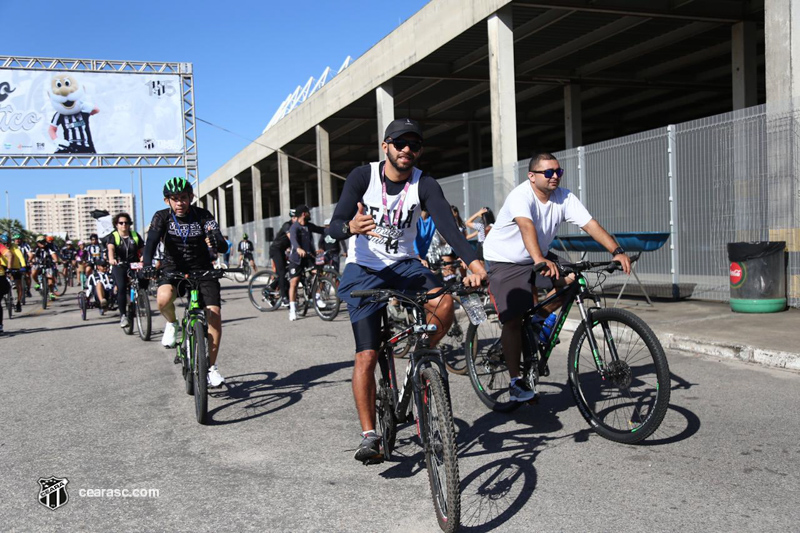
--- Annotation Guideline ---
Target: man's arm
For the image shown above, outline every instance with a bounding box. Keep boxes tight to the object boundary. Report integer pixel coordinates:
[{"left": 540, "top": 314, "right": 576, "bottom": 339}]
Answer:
[
  {"left": 581, "top": 219, "right": 631, "bottom": 274},
  {"left": 143, "top": 213, "right": 167, "bottom": 264},
  {"left": 289, "top": 224, "right": 306, "bottom": 257},
  {"left": 514, "top": 217, "right": 558, "bottom": 279}
]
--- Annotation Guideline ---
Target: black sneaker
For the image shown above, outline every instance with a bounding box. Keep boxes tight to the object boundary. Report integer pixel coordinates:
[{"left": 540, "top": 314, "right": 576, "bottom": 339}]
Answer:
[
  {"left": 354, "top": 432, "right": 382, "bottom": 463},
  {"left": 509, "top": 378, "right": 536, "bottom": 402},
  {"left": 15, "top": 302, "right": 21, "bottom": 313}
]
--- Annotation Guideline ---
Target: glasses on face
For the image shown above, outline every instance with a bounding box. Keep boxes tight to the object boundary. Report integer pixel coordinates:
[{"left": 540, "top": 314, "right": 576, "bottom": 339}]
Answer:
[
  {"left": 530, "top": 168, "right": 564, "bottom": 179},
  {"left": 118, "top": 221, "right": 130, "bottom": 226},
  {"left": 389, "top": 139, "right": 422, "bottom": 152}
]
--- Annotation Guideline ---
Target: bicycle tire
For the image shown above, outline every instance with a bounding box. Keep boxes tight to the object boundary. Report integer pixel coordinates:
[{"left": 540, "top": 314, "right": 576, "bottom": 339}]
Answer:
[
  {"left": 420, "top": 366, "right": 461, "bottom": 533},
  {"left": 53, "top": 271, "right": 67, "bottom": 297},
  {"left": 567, "top": 308, "right": 671, "bottom": 444},
  {"left": 441, "top": 315, "right": 468, "bottom": 375},
  {"left": 299, "top": 279, "right": 310, "bottom": 317},
  {"left": 192, "top": 320, "right": 209, "bottom": 424},
  {"left": 78, "top": 292, "right": 87, "bottom": 321},
  {"left": 248, "top": 270, "right": 281, "bottom": 312},
  {"left": 465, "top": 306, "right": 521, "bottom": 413},
  {"left": 5, "top": 291, "right": 12, "bottom": 319},
  {"left": 375, "top": 357, "right": 396, "bottom": 460},
  {"left": 313, "top": 273, "right": 340, "bottom": 321},
  {"left": 181, "top": 322, "right": 193, "bottom": 396},
  {"left": 136, "top": 289, "right": 152, "bottom": 341},
  {"left": 122, "top": 293, "right": 135, "bottom": 336},
  {"left": 41, "top": 279, "right": 48, "bottom": 310}
]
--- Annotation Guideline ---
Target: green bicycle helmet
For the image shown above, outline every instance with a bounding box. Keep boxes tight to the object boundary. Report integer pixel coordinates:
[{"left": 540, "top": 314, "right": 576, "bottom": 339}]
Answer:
[
  {"left": 163, "top": 177, "right": 193, "bottom": 197},
  {"left": 242, "top": 233, "right": 248, "bottom": 239},
  {"left": 12, "top": 233, "right": 21, "bottom": 239}
]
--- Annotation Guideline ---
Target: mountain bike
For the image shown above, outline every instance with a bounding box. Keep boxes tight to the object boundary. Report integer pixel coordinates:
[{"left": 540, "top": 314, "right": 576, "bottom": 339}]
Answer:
[
  {"left": 350, "top": 282, "right": 484, "bottom": 533},
  {"left": 234, "top": 258, "right": 252, "bottom": 282},
  {"left": 158, "top": 268, "right": 242, "bottom": 424},
  {"left": 126, "top": 263, "right": 151, "bottom": 341},
  {"left": 465, "top": 260, "right": 671, "bottom": 444},
  {"left": 248, "top": 263, "right": 340, "bottom": 320},
  {"left": 4, "top": 277, "right": 13, "bottom": 318}
]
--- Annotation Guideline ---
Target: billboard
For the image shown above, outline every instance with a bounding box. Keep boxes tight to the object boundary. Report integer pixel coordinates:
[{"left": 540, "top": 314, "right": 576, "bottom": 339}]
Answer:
[{"left": 0, "top": 69, "right": 184, "bottom": 156}]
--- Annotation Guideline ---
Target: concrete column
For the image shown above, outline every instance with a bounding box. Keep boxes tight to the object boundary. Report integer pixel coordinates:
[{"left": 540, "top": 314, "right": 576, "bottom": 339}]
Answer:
[
  {"left": 278, "top": 151, "right": 291, "bottom": 217},
  {"left": 316, "top": 125, "right": 334, "bottom": 216},
  {"left": 251, "top": 165, "right": 263, "bottom": 222},
  {"left": 488, "top": 6, "right": 517, "bottom": 208},
  {"left": 196, "top": 196, "right": 204, "bottom": 210},
  {"left": 232, "top": 175, "right": 243, "bottom": 226},
  {"left": 468, "top": 122, "right": 482, "bottom": 170},
  {"left": 732, "top": 21, "right": 758, "bottom": 110},
  {"left": 765, "top": 0, "right": 800, "bottom": 303},
  {"left": 564, "top": 84, "right": 583, "bottom": 148},
  {"left": 217, "top": 186, "right": 228, "bottom": 229},
  {"left": 376, "top": 82, "right": 394, "bottom": 161}
]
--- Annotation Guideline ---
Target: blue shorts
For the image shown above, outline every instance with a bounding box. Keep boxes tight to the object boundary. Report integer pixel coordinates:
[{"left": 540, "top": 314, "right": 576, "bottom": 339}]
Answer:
[{"left": 339, "top": 259, "right": 440, "bottom": 352}]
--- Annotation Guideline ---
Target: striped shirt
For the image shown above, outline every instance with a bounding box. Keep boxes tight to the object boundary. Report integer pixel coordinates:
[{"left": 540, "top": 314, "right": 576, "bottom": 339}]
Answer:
[{"left": 51, "top": 112, "right": 95, "bottom": 151}]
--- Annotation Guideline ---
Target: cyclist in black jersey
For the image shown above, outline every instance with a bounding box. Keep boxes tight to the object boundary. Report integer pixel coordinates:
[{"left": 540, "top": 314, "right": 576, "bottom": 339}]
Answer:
[
  {"left": 30, "top": 235, "right": 60, "bottom": 298},
  {"left": 143, "top": 177, "right": 229, "bottom": 387},
  {"left": 60, "top": 240, "right": 77, "bottom": 281},
  {"left": 107, "top": 212, "right": 144, "bottom": 328},
  {"left": 85, "top": 234, "right": 105, "bottom": 279},
  {"left": 268, "top": 210, "right": 297, "bottom": 307}
]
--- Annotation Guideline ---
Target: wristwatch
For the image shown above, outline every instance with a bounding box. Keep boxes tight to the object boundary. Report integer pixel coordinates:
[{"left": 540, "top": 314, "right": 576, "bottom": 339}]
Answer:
[
  {"left": 342, "top": 221, "right": 352, "bottom": 238},
  {"left": 612, "top": 246, "right": 625, "bottom": 256}
]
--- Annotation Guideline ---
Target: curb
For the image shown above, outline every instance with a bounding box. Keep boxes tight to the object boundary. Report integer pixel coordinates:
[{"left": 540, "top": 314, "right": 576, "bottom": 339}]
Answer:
[{"left": 563, "top": 319, "right": 800, "bottom": 372}]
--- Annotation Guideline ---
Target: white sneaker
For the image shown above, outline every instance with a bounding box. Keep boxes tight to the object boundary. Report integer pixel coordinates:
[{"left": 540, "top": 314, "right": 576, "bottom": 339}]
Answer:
[
  {"left": 315, "top": 296, "right": 327, "bottom": 309},
  {"left": 289, "top": 309, "right": 298, "bottom": 321},
  {"left": 162, "top": 321, "right": 178, "bottom": 348},
  {"left": 207, "top": 365, "right": 225, "bottom": 387},
  {"left": 120, "top": 315, "right": 130, "bottom": 328}
]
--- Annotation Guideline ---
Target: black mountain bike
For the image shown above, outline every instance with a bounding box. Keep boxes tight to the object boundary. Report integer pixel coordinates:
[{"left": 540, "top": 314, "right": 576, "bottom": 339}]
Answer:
[
  {"left": 351, "top": 283, "right": 481, "bottom": 533},
  {"left": 248, "top": 264, "right": 340, "bottom": 320},
  {"left": 158, "top": 268, "right": 241, "bottom": 424},
  {"left": 126, "top": 263, "right": 152, "bottom": 341},
  {"left": 466, "top": 260, "right": 670, "bottom": 444}
]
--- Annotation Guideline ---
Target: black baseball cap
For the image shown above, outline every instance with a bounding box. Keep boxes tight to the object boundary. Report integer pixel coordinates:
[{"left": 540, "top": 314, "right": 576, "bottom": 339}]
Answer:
[
  {"left": 295, "top": 204, "right": 310, "bottom": 215},
  {"left": 384, "top": 118, "right": 423, "bottom": 142}
]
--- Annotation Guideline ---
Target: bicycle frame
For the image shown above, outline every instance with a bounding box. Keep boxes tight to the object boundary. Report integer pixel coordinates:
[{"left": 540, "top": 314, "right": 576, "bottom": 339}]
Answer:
[{"left": 177, "top": 286, "right": 208, "bottom": 367}]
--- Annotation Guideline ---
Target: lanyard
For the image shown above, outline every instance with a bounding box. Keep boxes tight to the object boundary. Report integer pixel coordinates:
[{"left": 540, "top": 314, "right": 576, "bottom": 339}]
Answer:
[
  {"left": 171, "top": 211, "right": 192, "bottom": 245},
  {"left": 381, "top": 164, "right": 411, "bottom": 228}
]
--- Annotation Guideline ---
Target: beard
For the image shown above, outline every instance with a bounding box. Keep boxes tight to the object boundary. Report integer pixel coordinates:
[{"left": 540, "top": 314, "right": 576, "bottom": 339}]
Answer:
[{"left": 387, "top": 149, "right": 416, "bottom": 172}]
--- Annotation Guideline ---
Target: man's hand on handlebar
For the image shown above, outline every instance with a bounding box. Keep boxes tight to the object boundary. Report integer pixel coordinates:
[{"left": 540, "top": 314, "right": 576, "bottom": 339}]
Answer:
[
  {"left": 463, "top": 259, "right": 488, "bottom": 288},
  {"left": 614, "top": 253, "right": 632, "bottom": 275},
  {"left": 534, "top": 256, "right": 559, "bottom": 279}
]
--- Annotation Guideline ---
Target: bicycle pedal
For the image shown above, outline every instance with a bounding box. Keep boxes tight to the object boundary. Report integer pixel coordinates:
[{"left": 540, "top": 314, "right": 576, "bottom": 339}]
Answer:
[{"left": 173, "top": 354, "right": 181, "bottom": 364}]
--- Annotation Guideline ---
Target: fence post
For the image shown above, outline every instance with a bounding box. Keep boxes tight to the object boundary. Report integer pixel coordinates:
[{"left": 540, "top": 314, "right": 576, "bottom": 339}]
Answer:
[
  {"left": 577, "top": 146, "right": 586, "bottom": 204},
  {"left": 667, "top": 125, "right": 680, "bottom": 300},
  {"left": 463, "top": 172, "right": 470, "bottom": 216}
]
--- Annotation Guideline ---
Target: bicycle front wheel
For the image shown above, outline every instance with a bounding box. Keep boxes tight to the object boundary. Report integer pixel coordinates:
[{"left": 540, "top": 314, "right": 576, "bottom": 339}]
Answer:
[
  {"left": 5, "top": 292, "right": 12, "bottom": 318},
  {"left": 313, "top": 273, "right": 340, "bottom": 321},
  {"left": 420, "top": 367, "right": 460, "bottom": 533},
  {"left": 465, "top": 306, "right": 521, "bottom": 413},
  {"left": 77, "top": 292, "right": 87, "bottom": 321},
  {"left": 53, "top": 271, "right": 67, "bottom": 297},
  {"left": 192, "top": 320, "right": 209, "bottom": 424},
  {"left": 41, "top": 280, "right": 48, "bottom": 310},
  {"left": 233, "top": 264, "right": 247, "bottom": 283},
  {"left": 136, "top": 289, "right": 152, "bottom": 341},
  {"left": 567, "top": 308, "right": 670, "bottom": 444},
  {"left": 248, "top": 270, "right": 281, "bottom": 312}
]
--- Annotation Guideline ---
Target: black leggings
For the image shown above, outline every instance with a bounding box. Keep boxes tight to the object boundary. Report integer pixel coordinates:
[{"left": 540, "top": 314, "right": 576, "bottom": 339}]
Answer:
[
  {"left": 111, "top": 265, "right": 129, "bottom": 316},
  {"left": 0, "top": 276, "right": 9, "bottom": 326},
  {"left": 269, "top": 249, "right": 289, "bottom": 300}
]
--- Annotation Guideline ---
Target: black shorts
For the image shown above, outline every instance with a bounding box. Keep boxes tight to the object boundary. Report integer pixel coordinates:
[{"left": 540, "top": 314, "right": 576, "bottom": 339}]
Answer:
[
  {"left": 0, "top": 276, "right": 9, "bottom": 297},
  {"left": 289, "top": 257, "right": 313, "bottom": 278},
  {"left": 487, "top": 252, "right": 562, "bottom": 323},
  {"left": 8, "top": 270, "right": 23, "bottom": 281},
  {"left": 158, "top": 275, "right": 221, "bottom": 308}
]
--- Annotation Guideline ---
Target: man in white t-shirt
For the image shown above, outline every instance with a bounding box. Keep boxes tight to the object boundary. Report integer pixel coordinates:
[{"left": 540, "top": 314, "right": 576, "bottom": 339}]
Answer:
[{"left": 482, "top": 151, "right": 631, "bottom": 401}]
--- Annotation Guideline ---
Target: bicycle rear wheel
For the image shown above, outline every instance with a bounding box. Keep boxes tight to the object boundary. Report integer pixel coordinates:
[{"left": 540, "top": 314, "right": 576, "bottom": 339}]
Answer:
[
  {"left": 233, "top": 263, "right": 249, "bottom": 282},
  {"left": 440, "top": 313, "right": 468, "bottom": 375},
  {"left": 420, "top": 367, "right": 460, "bottom": 533},
  {"left": 248, "top": 270, "right": 281, "bottom": 312},
  {"left": 53, "top": 271, "right": 67, "bottom": 297},
  {"left": 136, "top": 289, "right": 152, "bottom": 341},
  {"left": 567, "top": 308, "right": 670, "bottom": 444},
  {"left": 375, "top": 356, "right": 396, "bottom": 460},
  {"left": 313, "top": 273, "right": 340, "bottom": 321},
  {"left": 192, "top": 320, "right": 209, "bottom": 424},
  {"left": 41, "top": 279, "right": 48, "bottom": 310},
  {"left": 465, "top": 306, "right": 521, "bottom": 413}
]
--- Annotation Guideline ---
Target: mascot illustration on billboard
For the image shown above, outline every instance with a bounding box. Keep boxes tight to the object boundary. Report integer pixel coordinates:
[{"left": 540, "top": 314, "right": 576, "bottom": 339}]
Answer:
[{"left": 48, "top": 74, "right": 99, "bottom": 154}]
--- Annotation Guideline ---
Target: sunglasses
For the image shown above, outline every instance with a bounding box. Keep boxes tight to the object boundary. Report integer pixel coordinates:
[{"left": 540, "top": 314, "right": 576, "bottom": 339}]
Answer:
[
  {"left": 389, "top": 139, "right": 422, "bottom": 152},
  {"left": 118, "top": 221, "right": 130, "bottom": 226},
  {"left": 530, "top": 168, "right": 564, "bottom": 179}
]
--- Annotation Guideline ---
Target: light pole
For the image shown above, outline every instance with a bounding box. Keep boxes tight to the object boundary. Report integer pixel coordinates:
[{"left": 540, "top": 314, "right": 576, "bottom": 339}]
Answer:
[{"left": 4, "top": 190, "right": 8, "bottom": 220}]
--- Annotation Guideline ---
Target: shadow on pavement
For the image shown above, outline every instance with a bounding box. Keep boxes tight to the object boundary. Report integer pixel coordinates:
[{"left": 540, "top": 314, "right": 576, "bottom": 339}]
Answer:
[{"left": 205, "top": 360, "right": 353, "bottom": 425}]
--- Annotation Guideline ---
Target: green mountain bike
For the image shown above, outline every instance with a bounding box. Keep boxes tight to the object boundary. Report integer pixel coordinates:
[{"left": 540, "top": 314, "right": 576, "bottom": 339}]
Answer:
[{"left": 466, "top": 260, "right": 670, "bottom": 444}]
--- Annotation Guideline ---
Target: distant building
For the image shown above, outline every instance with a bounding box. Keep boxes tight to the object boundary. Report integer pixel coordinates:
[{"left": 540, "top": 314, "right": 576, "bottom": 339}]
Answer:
[{"left": 25, "top": 189, "right": 135, "bottom": 240}]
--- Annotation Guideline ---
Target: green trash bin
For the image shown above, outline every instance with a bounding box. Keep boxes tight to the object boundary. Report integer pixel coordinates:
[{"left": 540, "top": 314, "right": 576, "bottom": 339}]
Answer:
[{"left": 727, "top": 241, "right": 787, "bottom": 313}]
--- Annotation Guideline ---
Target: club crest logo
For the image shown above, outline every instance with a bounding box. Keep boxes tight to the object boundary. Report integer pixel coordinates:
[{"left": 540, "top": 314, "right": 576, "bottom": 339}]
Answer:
[{"left": 38, "top": 476, "right": 69, "bottom": 510}]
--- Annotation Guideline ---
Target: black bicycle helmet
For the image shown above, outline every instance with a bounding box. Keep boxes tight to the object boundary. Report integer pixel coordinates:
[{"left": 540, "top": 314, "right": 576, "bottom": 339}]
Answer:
[{"left": 163, "top": 177, "right": 193, "bottom": 197}]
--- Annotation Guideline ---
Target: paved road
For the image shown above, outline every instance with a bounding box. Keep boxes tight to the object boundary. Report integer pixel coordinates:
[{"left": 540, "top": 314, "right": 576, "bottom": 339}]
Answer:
[{"left": 2, "top": 280, "right": 798, "bottom": 532}]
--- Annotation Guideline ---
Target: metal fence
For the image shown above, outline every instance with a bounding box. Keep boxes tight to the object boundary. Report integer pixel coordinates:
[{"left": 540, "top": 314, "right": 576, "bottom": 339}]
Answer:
[{"left": 222, "top": 104, "right": 798, "bottom": 307}]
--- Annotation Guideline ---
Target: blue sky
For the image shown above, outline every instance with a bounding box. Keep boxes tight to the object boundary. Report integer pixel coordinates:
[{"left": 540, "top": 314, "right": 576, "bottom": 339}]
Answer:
[{"left": 1, "top": 0, "right": 429, "bottom": 226}]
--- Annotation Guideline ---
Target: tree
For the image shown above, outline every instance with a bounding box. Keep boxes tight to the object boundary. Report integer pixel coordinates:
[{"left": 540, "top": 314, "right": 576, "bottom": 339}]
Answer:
[{"left": 0, "top": 218, "right": 36, "bottom": 243}]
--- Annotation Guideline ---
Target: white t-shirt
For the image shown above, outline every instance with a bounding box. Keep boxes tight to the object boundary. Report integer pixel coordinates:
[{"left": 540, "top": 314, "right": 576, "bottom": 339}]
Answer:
[
  {"left": 483, "top": 182, "right": 592, "bottom": 264},
  {"left": 346, "top": 162, "right": 423, "bottom": 270}
]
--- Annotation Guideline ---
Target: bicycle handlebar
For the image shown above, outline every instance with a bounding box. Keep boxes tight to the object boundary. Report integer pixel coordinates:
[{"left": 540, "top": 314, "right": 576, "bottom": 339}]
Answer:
[
  {"left": 147, "top": 267, "right": 244, "bottom": 282},
  {"left": 350, "top": 280, "right": 482, "bottom": 307},
  {"left": 533, "top": 258, "right": 633, "bottom": 276}
]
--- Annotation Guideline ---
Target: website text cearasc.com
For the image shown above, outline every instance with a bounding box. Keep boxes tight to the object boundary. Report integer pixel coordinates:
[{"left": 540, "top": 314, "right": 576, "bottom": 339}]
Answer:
[{"left": 78, "top": 488, "right": 160, "bottom": 498}]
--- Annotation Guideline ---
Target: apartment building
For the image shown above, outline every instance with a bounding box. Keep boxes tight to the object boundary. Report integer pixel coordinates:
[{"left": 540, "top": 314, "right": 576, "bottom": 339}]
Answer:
[{"left": 25, "top": 189, "right": 135, "bottom": 240}]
